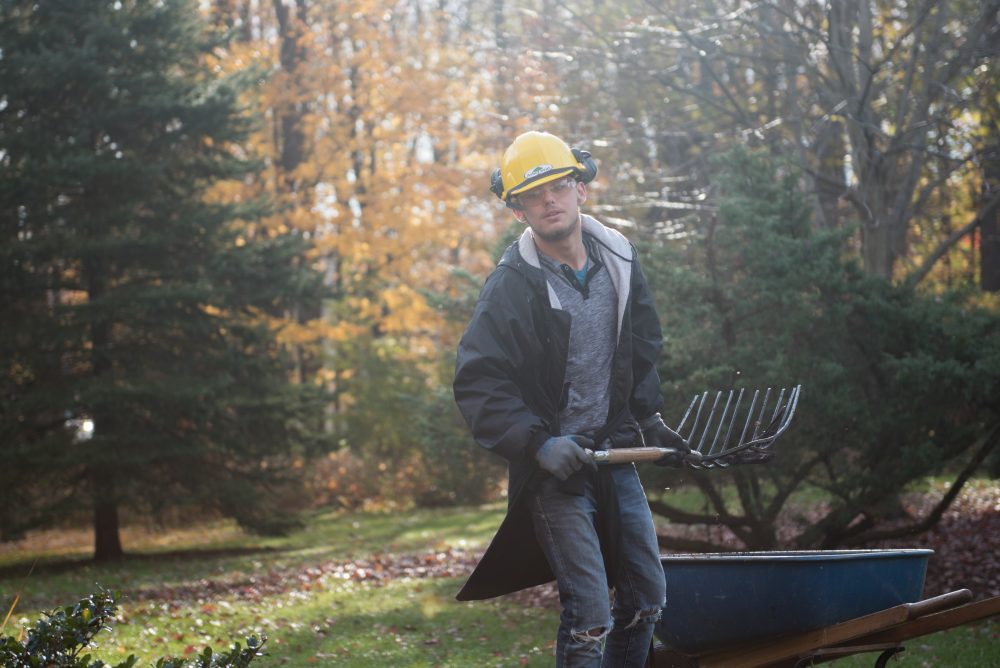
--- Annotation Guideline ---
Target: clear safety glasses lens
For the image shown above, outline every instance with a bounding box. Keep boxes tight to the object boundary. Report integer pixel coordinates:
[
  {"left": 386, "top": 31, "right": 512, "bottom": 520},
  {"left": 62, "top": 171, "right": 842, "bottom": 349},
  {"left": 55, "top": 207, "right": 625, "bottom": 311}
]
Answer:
[{"left": 514, "top": 177, "right": 576, "bottom": 207}]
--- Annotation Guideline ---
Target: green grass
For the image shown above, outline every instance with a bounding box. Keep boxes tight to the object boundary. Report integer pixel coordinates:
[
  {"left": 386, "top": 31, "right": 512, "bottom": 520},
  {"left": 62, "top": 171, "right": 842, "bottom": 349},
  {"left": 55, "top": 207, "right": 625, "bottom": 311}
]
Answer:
[
  {"left": 86, "top": 578, "right": 553, "bottom": 667},
  {"left": 828, "top": 619, "right": 999, "bottom": 666},
  {"left": 0, "top": 505, "right": 558, "bottom": 666},
  {"left": 1, "top": 504, "right": 996, "bottom": 667}
]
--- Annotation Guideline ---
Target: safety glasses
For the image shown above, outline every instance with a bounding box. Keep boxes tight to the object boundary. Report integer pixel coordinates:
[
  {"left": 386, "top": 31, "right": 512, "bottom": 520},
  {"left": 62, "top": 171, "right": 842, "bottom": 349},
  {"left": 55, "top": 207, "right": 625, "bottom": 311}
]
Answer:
[{"left": 513, "top": 176, "right": 577, "bottom": 208}]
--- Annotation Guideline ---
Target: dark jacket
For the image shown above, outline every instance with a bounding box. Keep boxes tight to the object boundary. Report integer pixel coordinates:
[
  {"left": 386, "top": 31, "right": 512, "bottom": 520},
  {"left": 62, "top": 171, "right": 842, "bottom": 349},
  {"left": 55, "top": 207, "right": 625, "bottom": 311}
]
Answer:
[{"left": 453, "top": 215, "right": 665, "bottom": 601}]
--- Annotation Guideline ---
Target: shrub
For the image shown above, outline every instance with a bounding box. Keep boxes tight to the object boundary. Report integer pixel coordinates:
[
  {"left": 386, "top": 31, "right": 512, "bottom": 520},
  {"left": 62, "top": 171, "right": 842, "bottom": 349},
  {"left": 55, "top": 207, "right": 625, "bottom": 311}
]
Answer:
[{"left": 0, "top": 590, "right": 265, "bottom": 668}]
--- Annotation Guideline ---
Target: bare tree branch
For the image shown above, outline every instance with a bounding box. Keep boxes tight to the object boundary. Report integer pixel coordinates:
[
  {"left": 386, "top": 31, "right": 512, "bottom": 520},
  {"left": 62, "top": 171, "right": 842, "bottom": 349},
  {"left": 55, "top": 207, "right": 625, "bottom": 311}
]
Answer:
[
  {"left": 764, "top": 453, "right": 823, "bottom": 520},
  {"left": 843, "top": 422, "right": 1000, "bottom": 545},
  {"left": 656, "top": 534, "right": 738, "bottom": 553},
  {"left": 648, "top": 498, "right": 750, "bottom": 527},
  {"left": 906, "top": 189, "right": 1000, "bottom": 287}
]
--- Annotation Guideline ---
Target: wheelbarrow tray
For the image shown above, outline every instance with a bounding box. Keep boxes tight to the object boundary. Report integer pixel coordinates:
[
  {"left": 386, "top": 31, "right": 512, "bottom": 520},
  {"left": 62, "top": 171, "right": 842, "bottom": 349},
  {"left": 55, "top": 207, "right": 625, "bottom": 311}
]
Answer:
[
  {"left": 651, "top": 589, "right": 1000, "bottom": 667},
  {"left": 655, "top": 549, "right": 933, "bottom": 655}
]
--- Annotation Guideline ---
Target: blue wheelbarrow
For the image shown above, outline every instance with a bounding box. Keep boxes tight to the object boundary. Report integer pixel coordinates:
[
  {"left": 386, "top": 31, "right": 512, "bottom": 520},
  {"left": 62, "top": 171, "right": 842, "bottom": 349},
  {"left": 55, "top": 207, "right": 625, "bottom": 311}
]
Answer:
[{"left": 648, "top": 549, "right": 1000, "bottom": 667}]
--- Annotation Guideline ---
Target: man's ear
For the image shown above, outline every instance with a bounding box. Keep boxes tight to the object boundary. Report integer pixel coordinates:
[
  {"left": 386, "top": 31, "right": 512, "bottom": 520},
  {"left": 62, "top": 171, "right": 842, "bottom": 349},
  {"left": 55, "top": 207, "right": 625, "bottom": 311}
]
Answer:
[
  {"left": 577, "top": 181, "right": 588, "bottom": 205},
  {"left": 511, "top": 208, "right": 526, "bottom": 223}
]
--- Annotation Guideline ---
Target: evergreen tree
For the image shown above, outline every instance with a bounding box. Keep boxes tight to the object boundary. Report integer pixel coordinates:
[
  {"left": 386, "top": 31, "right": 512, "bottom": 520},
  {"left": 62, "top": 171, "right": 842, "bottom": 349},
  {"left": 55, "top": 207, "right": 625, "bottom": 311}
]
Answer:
[
  {"left": 642, "top": 147, "right": 1000, "bottom": 550},
  {"left": 0, "top": 0, "right": 327, "bottom": 559}
]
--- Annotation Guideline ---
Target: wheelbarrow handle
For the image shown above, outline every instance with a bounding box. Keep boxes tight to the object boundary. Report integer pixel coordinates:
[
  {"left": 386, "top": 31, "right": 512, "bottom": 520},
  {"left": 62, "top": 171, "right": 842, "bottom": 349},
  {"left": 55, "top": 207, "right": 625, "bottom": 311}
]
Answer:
[{"left": 586, "top": 447, "right": 703, "bottom": 465}]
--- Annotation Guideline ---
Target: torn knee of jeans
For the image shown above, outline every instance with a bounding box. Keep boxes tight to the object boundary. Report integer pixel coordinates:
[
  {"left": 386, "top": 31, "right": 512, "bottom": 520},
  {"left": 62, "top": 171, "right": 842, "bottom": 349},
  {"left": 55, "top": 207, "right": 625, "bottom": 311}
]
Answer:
[
  {"left": 570, "top": 626, "right": 609, "bottom": 644},
  {"left": 622, "top": 606, "right": 661, "bottom": 630}
]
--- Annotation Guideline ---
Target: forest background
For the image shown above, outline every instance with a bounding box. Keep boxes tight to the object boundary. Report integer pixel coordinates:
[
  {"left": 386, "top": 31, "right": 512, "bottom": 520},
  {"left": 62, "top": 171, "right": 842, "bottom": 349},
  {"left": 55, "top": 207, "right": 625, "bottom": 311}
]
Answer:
[{"left": 2, "top": 0, "right": 1000, "bottom": 580}]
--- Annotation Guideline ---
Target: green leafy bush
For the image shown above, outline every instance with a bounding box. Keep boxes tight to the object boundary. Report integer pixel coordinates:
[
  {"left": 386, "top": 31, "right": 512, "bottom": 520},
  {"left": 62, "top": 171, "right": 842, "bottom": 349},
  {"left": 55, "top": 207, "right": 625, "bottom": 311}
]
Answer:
[{"left": 0, "top": 590, "right": 265, "bottom": 668}]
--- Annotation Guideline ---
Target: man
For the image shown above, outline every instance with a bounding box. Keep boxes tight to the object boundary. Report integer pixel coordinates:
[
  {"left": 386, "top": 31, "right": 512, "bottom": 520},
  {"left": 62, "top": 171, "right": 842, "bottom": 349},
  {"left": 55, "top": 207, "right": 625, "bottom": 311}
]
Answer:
[{"left": 453, "top": 131, "right": 692, "bottom": 667}]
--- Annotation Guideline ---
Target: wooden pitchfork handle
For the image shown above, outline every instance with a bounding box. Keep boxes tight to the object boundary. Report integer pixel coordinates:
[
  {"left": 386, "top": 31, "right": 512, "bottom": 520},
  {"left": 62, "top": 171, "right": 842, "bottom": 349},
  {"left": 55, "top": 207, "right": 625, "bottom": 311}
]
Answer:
[{"left": 586, "top": 447, "right": 703, "bottom": 465}]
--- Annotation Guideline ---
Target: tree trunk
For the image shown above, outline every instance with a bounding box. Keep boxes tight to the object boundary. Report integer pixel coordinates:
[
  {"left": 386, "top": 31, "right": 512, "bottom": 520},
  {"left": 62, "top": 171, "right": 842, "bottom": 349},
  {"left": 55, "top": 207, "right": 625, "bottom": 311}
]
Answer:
[
  {"left": 272, "top": 0, "right": 321, "bottom": 386},
  {"left": 861, "top": 215, "right": 897, "bottom": 279},
  {"left": 272, "top": 0, "right": 307, "bottom": 190},
  {"left": 983, "top": 201, "right": 1000, "bottom": 292},
  {"left": 93, "top": 471, "right": 123, "bottom": 562},
  {"left": 982, "top": 117, "right": 1000, "bottom": 291},
  {"left": 86, "top": 264, "right": 123, "bottom": 562},
  {"left": 493, "top": 0, "right": 512, "bottom": 133},
  {"left": 813, "top": 120, "right": 846, "bottom": 230}
]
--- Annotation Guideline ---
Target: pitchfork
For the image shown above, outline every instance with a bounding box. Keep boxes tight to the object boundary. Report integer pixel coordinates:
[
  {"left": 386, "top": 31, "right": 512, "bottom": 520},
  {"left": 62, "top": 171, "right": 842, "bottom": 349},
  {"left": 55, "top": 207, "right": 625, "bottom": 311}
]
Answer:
[{"left": 588, "top": 385, "right": 801, "bottom": 469}]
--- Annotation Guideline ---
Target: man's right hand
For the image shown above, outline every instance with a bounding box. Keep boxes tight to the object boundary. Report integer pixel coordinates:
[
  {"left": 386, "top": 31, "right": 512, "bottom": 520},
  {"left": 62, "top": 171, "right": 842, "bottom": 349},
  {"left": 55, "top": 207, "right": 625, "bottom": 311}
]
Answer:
[{"left": 535, "top": 435, "right": 596, "bottom": 480}]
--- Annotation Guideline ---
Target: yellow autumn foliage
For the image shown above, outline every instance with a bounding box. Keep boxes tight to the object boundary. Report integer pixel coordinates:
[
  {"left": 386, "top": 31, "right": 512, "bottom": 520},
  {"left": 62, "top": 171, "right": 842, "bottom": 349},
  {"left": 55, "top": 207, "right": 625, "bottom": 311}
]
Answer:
[{"left": 198, "top": 0, "right": 546, "bottom": 395}]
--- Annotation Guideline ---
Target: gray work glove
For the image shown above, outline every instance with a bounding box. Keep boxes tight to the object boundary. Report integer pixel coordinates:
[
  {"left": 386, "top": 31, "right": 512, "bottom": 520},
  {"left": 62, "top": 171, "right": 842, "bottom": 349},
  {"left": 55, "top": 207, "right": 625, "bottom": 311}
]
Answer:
[
  {"left": 535, "top": 435, "right": 596, "bottom": 480},
  {"left": 639, "top": 413, "right": 694, "bottom": 468}
]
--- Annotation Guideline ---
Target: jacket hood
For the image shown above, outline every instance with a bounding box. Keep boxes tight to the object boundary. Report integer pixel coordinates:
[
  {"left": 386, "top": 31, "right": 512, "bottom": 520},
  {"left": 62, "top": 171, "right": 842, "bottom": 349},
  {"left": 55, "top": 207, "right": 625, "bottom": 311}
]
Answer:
[{"left": 510, "top": 214, "right": 635, "bottom": 337}]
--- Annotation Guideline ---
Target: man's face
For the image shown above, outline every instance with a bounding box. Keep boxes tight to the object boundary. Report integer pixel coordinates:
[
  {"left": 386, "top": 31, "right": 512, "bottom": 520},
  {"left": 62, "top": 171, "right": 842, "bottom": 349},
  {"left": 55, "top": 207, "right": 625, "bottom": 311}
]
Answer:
[{"left": 512, "top": 175, "right": 587, "bottom": 243}]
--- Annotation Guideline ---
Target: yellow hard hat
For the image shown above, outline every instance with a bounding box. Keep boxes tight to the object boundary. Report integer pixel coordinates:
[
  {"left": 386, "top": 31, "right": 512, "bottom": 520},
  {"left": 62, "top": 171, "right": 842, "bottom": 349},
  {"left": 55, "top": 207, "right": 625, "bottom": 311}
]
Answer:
[{"left": 490, "top": 131, "right": 597, "bottom": 205}]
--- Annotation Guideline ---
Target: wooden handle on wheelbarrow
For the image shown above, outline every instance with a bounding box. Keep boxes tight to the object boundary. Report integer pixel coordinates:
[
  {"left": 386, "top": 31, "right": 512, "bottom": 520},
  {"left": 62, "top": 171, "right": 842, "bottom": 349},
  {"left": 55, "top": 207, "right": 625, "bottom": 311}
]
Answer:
[{"left": 587, "top": 447, "right": 702, "bottom": 465}]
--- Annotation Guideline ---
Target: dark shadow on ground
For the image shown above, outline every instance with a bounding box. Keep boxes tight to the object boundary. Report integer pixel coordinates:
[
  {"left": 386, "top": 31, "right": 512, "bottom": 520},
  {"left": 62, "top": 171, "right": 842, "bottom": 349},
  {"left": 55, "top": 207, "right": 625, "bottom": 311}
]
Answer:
[{"left": 0, "top": 545, "right": 279, "bottom": 581}]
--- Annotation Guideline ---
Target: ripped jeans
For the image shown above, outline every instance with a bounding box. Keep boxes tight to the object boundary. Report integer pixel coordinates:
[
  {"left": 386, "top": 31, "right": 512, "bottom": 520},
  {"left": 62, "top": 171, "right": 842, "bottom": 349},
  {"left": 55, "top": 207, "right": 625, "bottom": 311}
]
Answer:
[{"left": 530, "top": 464, "right": 665, "bottom": 668}]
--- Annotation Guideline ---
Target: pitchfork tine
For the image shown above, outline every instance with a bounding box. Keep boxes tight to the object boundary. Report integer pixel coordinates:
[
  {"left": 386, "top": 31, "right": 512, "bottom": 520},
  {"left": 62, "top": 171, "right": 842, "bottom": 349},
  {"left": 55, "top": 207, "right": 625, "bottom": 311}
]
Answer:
[
  {"left": 685, "top": 391, "right": 710, "bottom": 445},
  {"left": 772, "top": 387, "right": 797, "bottom": 435},
  {"left": 674, "top": 385, "right": 800, "bottom": 469},
  {"left": 768, "top": 388, "right": 787, "bottom": 432},
  {"left": 695, "top": 391, "right": 722, "bottom": 452},
  {"left": 717, "top": 388, "right": 744, "bottom": 455},
  {"left": 757, "top": 390, "right": 788, "bottom": 440},
  {"left": 750, "top": 387, "right": 773, "bottom": 442},
  {"left": 675, "top": 394, "right": 700, "bottom": 437},
  {"left": 736, "top": 389, "right": 759, "bottom": 449},
  {"left": 743, "top": 385, "right": 801, "bottom": 448},
  {"left": 773, "top": 386, "right": 799, "bottom": 436},
  {"left": 706, "top": 389, "right": 735, "bottom": 456}
]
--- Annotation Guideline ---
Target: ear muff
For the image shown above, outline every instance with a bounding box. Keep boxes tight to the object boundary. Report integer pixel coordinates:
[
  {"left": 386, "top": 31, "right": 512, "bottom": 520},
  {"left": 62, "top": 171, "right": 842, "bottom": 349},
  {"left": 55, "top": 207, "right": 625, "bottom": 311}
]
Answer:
[
  {"left": 490, "top": 168, "right": 505, "bottom": 200},
  {"left": 572, "top": 148, "right": 598, "bottom": 184}
]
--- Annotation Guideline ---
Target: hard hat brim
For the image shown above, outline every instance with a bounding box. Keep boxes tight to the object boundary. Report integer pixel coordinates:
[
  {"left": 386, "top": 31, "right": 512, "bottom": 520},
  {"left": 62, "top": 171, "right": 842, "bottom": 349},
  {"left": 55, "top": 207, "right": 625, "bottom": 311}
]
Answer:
[{"left": 506, "top": 166, "right": 579, "bottom": 200}]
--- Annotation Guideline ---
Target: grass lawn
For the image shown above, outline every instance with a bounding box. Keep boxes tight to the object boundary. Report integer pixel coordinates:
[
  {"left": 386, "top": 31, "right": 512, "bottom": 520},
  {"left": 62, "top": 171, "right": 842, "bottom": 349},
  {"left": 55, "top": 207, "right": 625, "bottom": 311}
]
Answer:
[
  {"left": 1, "top": 504, "right": 996, "bottom": 667},
  {"left": 824, "top": 619, "right": 999, "bottom": 667}
]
